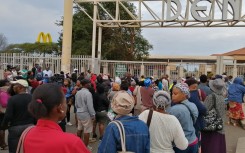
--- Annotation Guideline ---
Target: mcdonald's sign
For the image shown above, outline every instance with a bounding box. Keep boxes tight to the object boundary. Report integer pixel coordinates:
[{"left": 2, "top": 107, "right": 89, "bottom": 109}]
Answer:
[{"left": 36, "top": 32, "right": 52, "bottom": 43}]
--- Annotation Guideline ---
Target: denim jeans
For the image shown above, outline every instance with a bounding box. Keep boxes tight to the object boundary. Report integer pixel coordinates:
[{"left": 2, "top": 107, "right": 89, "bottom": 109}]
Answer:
[
  {"left": 174, "top": 143, "right": 198, "bottom": 153},
  {"left": 8, "top": 124, "right": 33, "bottom": 153}
]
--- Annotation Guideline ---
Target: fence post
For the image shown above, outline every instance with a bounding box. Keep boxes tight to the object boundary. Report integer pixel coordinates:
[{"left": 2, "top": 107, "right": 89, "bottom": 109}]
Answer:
[
  {"left": 140, "top": 64, "right": 145, "bottom": 76},
  {"left": 20, "top": 53, "right": 23, "bottom": 70},
  {"left": 165, "top": 65, "right": 171, "bottom": 76},
  {"left": 233, "top": 60, "right": 238, "bottom": 78},
  {"left": 178, "top": 65, "right": 184, "bottom": 78},
  {"left": 13, "top": 53, "right": 16, "bottom": 66},
  {"left": 103, "top": 62, "right": 108, "bottom": 74}
]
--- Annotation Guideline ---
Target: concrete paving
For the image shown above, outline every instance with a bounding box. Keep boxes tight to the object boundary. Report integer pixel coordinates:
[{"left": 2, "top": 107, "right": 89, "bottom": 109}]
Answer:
[{"left": 236, "top": 137, "right": 245, "bottom": 153}]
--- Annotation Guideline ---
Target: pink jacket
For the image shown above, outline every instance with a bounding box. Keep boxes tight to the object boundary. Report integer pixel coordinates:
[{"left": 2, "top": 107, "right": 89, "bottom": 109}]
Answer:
[{"left": 0, "top": 90, "right": 10, "bottom": 108}]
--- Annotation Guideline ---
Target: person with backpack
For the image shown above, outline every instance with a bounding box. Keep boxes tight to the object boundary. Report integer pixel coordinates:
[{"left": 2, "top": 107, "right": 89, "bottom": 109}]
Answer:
[{"left": 98, "top": 90, "right": 150, "bottom": 153}]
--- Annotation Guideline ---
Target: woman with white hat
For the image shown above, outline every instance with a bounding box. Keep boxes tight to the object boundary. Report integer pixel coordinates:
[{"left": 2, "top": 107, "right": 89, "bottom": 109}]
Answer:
[
  {"left": 139, "top": 90, "right": 188, "bottom": 153},
  {"left": 98, "top": 90, "right": 150, "bottom": 153}
]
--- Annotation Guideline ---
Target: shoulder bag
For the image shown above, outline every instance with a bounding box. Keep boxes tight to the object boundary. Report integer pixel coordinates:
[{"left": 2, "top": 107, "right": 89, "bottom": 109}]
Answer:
[
  {"left": 202, "top": 94, "right": 223, "bottom": 132},
  {"left": 111, "top": 120, "right": 134, "bottom": 153},
  {"left": 16, "top": 126, "right": 35, "bottom": 153}
]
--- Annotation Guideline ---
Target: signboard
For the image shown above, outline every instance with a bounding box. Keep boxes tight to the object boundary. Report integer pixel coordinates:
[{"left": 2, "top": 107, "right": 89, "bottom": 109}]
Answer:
[{"left": 115, "top": 64, "right": 127, "bottom": 77}]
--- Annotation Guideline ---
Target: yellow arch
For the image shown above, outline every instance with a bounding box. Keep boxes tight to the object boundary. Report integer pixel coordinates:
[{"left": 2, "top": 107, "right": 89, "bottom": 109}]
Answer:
[{"left": 36, "top": 32, "right": 52, "bottom": 43}]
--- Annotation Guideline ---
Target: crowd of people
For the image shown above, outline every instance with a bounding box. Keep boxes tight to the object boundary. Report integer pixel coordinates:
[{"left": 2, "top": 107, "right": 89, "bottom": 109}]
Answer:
[{"left": 0, "top": 64, "right": 245, "bottom": 153}]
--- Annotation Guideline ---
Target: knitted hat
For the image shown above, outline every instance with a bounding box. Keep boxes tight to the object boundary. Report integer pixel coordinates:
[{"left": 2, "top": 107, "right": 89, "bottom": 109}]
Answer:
[
  {"left": 111, "top": 91, "right": 135, "bottom": 115},
  {"left": 174, "top": 83, "right": 190, "bottom": 98}
]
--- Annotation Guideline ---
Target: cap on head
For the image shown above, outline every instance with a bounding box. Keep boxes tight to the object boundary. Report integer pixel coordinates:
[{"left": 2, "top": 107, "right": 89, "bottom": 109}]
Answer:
[{"left": 10, "top": 79, "right": 28, "bottom": 88}]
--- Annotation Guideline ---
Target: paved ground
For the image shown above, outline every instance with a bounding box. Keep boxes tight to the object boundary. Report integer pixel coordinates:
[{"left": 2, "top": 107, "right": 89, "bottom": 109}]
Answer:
[{"left": 3, "top": 109, "right": 245, "bottom": 153}]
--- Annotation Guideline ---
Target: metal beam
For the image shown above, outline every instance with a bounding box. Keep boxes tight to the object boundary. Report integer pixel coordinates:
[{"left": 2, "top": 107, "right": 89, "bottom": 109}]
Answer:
[{"left": 75, "top": 0, "right": 245, "bottom": 28}]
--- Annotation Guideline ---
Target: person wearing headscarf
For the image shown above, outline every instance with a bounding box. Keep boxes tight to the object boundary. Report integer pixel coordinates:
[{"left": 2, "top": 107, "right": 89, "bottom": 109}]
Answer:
[
  {"left": 108, "top": 83, "right": 120, "bottom": 102},
  {"left": 201, "top": 79, "right": 227, "bottom": 153},
  {"left": 98, "top": 91, "right": 150, "bottom": 153},
  {"left": 168, "top": 83, "right": 199, "bottom": 153},
  {"left": 227, "top": 77, "right": 245, "bottom": 128},
  {"left": 139, "top": 91, "right": 188, "bottom": 153},
  {"left": 139, "top": 78, "right": 155, "bottom": 111}
]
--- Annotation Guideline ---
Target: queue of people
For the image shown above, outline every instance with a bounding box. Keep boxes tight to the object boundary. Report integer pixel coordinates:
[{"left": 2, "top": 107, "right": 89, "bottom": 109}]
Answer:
[{"left": 1, "top": 66, "right": 245, "bottom": 153}]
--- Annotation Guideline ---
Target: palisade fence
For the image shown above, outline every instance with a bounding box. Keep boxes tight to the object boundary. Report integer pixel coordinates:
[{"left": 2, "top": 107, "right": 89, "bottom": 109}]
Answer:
[
  {"left": 225, "top": 64, "right": 245, "bottom": 78},
  {"left": 0, "top": 53, "right": 217, "bottom": 80}
]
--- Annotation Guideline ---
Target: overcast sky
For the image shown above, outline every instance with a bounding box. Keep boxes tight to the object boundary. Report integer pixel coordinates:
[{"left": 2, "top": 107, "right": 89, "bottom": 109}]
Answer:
[{"left": 1, "top": 0, "right": 245, "bottom": 56}]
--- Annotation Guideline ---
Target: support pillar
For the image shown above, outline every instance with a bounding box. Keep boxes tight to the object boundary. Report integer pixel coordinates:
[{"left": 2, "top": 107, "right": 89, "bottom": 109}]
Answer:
[
  {"left": 91, "top": 1, "right": 98, "bottom": 73},
  {"left": 61, "top": 0, "right": 73, "bottom": 74},
  {"left": 216, "top": 56, "right": 224, "bottom": 75}
]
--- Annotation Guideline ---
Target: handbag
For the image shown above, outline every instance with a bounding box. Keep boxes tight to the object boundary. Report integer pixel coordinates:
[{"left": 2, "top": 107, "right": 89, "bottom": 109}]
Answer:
[
  {"left": 111, "top": 120, "right": 134, "bottom": 153},
  {"left": 203, "top": 94, "right": 223, "bottom": 132},
  {"left": 16, "top": 126, "right": 35, "bottom": 153}
]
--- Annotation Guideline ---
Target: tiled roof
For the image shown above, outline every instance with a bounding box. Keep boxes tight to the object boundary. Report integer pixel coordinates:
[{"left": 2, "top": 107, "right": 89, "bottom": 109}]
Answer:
[{"left": 221, "top": 47, "right": 245, "bottom": 56}]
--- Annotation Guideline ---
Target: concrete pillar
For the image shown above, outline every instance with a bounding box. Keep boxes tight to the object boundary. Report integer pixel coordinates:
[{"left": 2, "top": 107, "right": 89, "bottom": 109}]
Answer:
[
  {"left": 216, "top": 56, "right": 224, "bottom": 75},
  {"left": 61, "top": 0, "right": 73, "bottom": 74},
  {"left": 140, "top": 64, "right": 145, "bottom": 76},
  {"left": 178, "top": 66, "right": 184, "bottom": 78},
  {"left": 233, "top": 60, "right": 238, "bottom": 78}
]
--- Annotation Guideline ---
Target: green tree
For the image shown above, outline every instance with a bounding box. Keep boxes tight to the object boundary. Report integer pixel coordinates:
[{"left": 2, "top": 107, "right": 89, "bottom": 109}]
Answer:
[
  {"left": 3, "top": 43, "right": 59, "bottom": 54},
  {"left": 57, "top": 2, "right": 152, "bottom": 60}
]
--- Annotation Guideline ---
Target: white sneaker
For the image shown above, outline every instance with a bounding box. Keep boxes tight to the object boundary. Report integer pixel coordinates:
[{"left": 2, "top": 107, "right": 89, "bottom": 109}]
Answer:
[
  {"left": 87, "top": 145, "right": 93, "bottom": 151},
  {"left": 66, "top": 122, "right": 72, "bottom": 126}
]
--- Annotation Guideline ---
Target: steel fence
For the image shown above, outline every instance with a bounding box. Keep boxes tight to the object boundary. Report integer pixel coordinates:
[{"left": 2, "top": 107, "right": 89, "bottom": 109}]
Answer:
[{"left": 0, "top": 53, "right": 229, "bottom": 80}]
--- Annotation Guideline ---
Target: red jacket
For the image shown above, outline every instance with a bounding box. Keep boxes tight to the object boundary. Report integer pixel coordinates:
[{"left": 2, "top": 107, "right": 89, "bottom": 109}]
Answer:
[{"left": 24, "top": 119, "right": 90, "bottom": 153}]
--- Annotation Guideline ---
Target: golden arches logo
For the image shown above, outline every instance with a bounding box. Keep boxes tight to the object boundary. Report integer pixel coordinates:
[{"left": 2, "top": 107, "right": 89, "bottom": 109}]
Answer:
[{"left": 36, "top": 32, "right": 52, "bottom": 43}]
